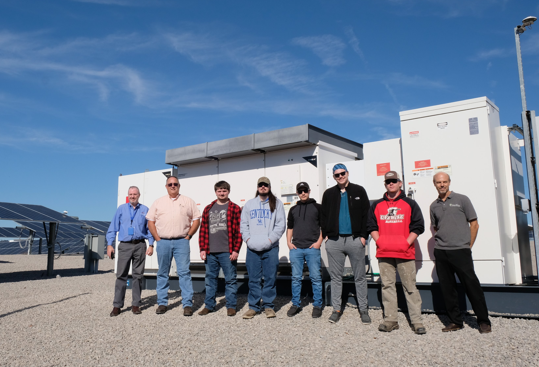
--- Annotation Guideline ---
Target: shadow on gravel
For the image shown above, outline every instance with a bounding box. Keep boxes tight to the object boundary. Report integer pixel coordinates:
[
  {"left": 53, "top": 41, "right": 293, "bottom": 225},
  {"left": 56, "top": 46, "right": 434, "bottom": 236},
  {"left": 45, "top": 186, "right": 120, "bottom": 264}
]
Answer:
[
  {"left": 0, "top": 260, "right": 13, "bottom": 264},
  {"left": 0, "top": 293, "right": 90, "bottom": 319},
  {"left": 0, "top": 269, "right": 113, "bottom": 284}
]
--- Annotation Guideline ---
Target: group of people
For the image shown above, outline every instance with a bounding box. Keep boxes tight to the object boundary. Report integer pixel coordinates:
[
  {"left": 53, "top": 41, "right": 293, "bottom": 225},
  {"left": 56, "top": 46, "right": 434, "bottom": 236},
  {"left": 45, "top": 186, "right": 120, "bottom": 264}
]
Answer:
[{"left": 106, "top": 163, "right": 492, "bottom": 334}]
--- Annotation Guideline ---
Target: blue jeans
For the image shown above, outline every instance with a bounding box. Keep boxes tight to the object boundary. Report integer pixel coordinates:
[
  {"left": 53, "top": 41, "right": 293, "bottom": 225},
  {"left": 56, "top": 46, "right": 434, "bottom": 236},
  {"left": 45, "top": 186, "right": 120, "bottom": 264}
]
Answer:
[
  {"left": 204, "top": 252, "right": 238, "bottom": 310},
  {"left": 289, "top": 247, "right": 323, "bottom": 308},
  {"left": 246, "top": 246, "right": 279, "bottom": 312},
  {"left": 156, "top": 238, "right": 193, "bottom": 307}
]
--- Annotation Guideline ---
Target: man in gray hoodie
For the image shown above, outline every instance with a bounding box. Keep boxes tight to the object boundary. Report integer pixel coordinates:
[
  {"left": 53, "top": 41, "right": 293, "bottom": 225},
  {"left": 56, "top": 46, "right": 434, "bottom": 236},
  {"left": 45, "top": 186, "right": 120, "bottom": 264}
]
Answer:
[{"left": 240, "top": 177, "right": 286, "bottom": 319}]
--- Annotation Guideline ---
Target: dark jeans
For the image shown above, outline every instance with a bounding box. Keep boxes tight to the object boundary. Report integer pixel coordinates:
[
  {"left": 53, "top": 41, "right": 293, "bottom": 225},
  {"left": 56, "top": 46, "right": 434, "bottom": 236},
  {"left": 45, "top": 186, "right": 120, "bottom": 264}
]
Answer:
[
  {"left": 113, "top": 241, "right": 146, "bottom": 308},
  {"left": 434, "top": 248, "right": 491, "bottom": 326},
  {"left": 246, "top": 246, "right": 279, "bottom": 312},
  {"left": 204, "top": 252, "right": 238, "bottom": 310}
]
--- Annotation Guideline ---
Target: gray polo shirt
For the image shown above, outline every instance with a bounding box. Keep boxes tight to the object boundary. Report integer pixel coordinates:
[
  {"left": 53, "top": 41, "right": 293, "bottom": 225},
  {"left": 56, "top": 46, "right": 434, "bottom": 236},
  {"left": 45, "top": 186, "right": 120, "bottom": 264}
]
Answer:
[{"left": 430, "top": 192, "right": 477, "bottom": 250}]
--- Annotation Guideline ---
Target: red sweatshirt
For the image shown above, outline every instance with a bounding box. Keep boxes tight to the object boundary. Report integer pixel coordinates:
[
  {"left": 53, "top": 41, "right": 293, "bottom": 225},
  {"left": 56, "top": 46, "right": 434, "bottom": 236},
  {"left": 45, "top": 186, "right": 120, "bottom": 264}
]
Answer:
[{"left": 367, "top": 191, "right": 424, "bottom": 260}]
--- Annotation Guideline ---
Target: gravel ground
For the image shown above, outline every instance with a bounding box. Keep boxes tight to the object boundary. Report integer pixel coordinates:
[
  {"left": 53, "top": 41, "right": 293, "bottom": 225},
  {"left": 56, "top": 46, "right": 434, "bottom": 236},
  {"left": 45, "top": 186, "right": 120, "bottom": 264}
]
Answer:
[{"left": 1, "top": 255, "right": 539, "bottom": 367}]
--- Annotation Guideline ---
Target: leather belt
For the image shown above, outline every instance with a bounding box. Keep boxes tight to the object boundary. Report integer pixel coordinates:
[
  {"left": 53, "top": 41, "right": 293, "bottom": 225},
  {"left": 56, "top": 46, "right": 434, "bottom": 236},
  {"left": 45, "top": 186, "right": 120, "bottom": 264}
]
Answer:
[{"left": 122, "top": 239, "right": 145, "bottom": 244}]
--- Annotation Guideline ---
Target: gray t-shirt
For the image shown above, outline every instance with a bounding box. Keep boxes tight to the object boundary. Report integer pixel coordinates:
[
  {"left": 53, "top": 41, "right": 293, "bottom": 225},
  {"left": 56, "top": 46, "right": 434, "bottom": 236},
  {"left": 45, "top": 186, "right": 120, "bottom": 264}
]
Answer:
[
  {"left": 430, "top": 192, "right": 477, "bottom": 250},
  {"left": 209, "top": 202, "right": 229, "bottom": 253}
]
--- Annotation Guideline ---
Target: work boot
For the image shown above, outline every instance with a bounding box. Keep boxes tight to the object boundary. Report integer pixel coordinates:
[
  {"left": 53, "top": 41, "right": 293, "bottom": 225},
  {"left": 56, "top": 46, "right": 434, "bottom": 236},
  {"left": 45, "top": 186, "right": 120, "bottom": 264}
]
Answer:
[
  {"left": 442, "top": 323, "right": 464, "bottom": 332},
  {"left": 155, "top": 305, "right": 167, "bottom": 314},
  {"left": 110, "top": 307, "right": 121, "bottom": 317},
  {"left": 227, "top": 308, "right": 237, "bottom": 317},
  {"left": 287, "top": 305, "right": 301, "bottom": 317},
  {"left": 413, "top": 323, "right": 427, "bottom": 335},
  {"left": 198, "top": 307, "right": 213, "bottom": 316},
  {"left": 265, "top": 308, "right": 276, "bottom": 318},
  {"left": 131, "top": 306, "right": 141, "bottom": 315},
  {"left": 312, "top": 306, "right": 322, "bottom": 318},
  {"left": 479, "top": 323, "right": 492, "bottom": 334},
  {"left": 183, "top": 306, "right": 193, "bottom": 316},
  {"left": 243, "top": 309, "right": 257, "bottom": 319},
  {"left": 378, "top": 321, "right": 399, "bottom": 332}
]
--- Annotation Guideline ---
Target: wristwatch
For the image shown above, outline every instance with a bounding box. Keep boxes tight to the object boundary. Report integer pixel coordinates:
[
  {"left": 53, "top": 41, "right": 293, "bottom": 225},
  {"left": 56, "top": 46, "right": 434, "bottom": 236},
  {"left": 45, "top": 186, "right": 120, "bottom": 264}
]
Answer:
[{"left": 185, "top": 234, "right": 191, "bottom": 240}]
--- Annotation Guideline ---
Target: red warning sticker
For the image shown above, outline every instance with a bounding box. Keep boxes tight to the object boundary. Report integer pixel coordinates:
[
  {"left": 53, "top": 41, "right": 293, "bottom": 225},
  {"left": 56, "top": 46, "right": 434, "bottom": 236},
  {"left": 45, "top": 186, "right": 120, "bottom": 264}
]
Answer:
[
  {"left": 126, "top": 196, "right": 129, "bottom": 203},
  {"left": 376, "top": 163, "right": 391, "bottom": 176},
  {"left": 414, "top": 159, "right": 431, "bottom": 169}
]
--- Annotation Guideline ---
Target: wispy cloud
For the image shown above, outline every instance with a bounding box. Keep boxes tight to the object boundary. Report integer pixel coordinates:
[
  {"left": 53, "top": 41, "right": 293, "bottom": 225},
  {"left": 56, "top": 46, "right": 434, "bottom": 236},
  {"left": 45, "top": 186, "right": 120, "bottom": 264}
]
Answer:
[
  {"left": 344, "top": 27, "right": 367, "bottom": 66},
  {"left": 165, "top": 31, "right": 322, "bottom": 94},
  {"left": 0, "top": 31, "right": 152, "bottom": 103},
  {"left": 470, "top": 48, "right": 512, "bottom": 61},
  {"left": 385, "top": 0, "right": 509, "bottom": 18},
  {"left": 357, "top": 72, "right": 447, "bottom": 89},
  {"left": 291, "top": 35, "right": 346, "bottom": 67}
]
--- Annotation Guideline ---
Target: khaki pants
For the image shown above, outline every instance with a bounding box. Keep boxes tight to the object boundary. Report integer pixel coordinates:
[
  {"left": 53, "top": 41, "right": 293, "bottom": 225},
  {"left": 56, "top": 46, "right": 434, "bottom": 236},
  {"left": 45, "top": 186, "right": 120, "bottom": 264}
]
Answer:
[{"left": 378, "top": 258, "right": 422, "bottom": 324}]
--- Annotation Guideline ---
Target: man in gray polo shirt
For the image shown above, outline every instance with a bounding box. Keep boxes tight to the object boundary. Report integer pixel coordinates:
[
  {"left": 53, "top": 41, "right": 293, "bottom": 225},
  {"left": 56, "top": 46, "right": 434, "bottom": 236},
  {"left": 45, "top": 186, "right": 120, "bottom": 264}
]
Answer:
[{"left": 430, "top": 172, "right": 491, "bottom": 334}]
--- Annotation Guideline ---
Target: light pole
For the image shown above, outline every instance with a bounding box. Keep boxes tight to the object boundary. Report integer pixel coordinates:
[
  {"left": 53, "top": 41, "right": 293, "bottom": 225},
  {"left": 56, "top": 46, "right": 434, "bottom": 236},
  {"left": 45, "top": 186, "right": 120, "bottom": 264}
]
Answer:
[{"left": 514, "top": 16, "right": 539, "bottom": 282}]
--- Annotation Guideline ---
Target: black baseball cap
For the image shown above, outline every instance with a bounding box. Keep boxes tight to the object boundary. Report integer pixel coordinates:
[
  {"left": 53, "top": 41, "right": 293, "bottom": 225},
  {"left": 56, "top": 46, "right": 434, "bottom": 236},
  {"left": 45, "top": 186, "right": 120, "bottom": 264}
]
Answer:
[{"left": 296, "top": 182, "right": 310, "bottom": 191}]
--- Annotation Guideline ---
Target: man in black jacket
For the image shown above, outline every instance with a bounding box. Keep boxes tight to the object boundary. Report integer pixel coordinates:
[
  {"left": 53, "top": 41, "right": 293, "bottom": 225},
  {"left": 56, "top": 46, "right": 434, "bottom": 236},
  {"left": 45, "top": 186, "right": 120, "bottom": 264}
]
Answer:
[
  {"left": 321, "top": 163, "right": 371, "bottom": 324},
  {"left": 286, "top": 182, "right": 323, "bottom": 318}
]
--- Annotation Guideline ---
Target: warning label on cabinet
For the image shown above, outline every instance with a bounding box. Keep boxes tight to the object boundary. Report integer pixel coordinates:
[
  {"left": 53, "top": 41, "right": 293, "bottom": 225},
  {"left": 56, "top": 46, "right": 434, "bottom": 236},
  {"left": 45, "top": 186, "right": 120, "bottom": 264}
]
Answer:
[
  {"left": 376, "top": 163, "right": 391, "bottom": 176},
  {"left": 409, "top": 131, "right": 420, "bottom": 138},
  {"left": 412, "top": 168, "right": 434, "bottom": 178},
  {"left": 414, "top": 159, "right": 431, "bottom": 169}
]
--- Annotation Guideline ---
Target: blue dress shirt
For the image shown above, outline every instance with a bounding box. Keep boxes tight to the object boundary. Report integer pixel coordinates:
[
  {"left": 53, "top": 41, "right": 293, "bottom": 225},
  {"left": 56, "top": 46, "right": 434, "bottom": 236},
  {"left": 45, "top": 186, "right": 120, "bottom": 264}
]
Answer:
[{"left": 106, "top": 203, "right": 154, "bottom": 246}]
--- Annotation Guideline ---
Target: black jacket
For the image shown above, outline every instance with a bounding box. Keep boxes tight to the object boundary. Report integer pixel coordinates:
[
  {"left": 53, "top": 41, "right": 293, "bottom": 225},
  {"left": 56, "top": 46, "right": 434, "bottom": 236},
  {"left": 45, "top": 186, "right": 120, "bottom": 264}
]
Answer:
[
  {"left": 321, "top": 182, "right": 370, "bottom": 239},
  {"left": 287, "top": 198, "right": 322, "bottom": 249}
]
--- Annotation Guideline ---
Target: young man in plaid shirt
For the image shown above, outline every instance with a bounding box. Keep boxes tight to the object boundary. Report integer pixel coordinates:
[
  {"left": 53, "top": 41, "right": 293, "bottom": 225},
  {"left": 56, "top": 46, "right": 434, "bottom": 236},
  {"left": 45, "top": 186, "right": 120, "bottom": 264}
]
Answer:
[{"left": 198, "top": 181, "right": 243, "bottom": 316}]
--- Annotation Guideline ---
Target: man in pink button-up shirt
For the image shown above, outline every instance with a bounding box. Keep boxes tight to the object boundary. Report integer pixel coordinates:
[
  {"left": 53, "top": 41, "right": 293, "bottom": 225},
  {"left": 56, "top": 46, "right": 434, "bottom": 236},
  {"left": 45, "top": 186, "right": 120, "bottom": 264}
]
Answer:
[{"left": 147, "top": 176, "right": 201, "bottom": 316}]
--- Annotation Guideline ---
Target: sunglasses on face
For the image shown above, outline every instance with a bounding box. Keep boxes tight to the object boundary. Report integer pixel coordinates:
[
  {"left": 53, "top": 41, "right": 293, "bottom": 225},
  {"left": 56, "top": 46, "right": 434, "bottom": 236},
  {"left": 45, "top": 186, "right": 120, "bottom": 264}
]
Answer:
[
  {"left": 298, "top": 189, "right": 309, "bottom": 194},
  {"left": 258, "top": 182, "right": 269, "bottom": 188},
  {"left": 167, "top": 183, "right": 179, "bottom": 187},
  {"left": 334, "top": 171, "right": 347, "bottom": 178},
  {"left": 385, "top": 179, "right": 398, "bottom": 185}
]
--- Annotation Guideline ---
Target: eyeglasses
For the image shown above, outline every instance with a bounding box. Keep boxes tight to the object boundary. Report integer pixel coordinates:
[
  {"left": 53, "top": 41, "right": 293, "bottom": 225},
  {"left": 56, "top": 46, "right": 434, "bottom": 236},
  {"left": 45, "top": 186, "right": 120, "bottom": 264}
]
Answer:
[
  {"left": 385, "top": 179, "right": 398, "bottom": 185},
  {"left": 258, "top": 182, "right": 269, "bottom": 188},
  {"left": 298, "top": 189, "right": 309, "bottom": 194},
  {"left": 334, "top": 171, "right": 347, "bottom": 178},
  {"left": 167, "top": 183, "right": 179, "bottom": 187}
]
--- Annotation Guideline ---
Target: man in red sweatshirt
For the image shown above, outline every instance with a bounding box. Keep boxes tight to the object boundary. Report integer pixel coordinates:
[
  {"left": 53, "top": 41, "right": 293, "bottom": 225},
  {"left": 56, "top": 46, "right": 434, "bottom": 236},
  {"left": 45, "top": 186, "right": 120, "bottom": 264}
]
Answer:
[{"left": 367, "top": 171, "right": 426, "bottom": 334}]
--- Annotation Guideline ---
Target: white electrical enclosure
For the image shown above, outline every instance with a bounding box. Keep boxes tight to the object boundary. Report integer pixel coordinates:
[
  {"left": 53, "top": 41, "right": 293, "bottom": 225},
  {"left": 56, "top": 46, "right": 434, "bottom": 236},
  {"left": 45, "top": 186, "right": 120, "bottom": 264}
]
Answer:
[
  {"left": 116, "top": 125, "right": 363, "bottom": 277},
  {"left": 399, "top": 97, "right": 525, "bottom": 285}
]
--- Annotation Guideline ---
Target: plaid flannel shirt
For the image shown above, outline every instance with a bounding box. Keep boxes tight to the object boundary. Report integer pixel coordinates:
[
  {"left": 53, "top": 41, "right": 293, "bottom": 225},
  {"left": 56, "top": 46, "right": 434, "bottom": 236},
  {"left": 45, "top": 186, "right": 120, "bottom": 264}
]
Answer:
[{"left": 199, "top": 200, "right": 243, "bottom": 254}]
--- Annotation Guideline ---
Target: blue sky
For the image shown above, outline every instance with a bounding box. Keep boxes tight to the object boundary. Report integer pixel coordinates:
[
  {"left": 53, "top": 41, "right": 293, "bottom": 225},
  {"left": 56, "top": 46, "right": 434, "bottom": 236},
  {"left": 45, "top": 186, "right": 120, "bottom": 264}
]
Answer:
[{"left": 1, "top": 0, "right": 539, "bottom": 222}]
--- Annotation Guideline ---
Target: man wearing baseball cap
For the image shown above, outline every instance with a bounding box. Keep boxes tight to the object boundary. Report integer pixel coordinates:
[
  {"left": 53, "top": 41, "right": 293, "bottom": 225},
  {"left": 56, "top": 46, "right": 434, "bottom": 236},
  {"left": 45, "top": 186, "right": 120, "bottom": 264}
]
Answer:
[
  {"left": 321, "top": 163, "right": 371, "bottom": 324},
  {"left": 367, "top": 171, "right": 426, "bottom": 334},
  {"left": 240, "top": 177, "right": 286, "bottom": 319},
  {"left": 286, "top": 182, "right": 323, "bottom": 318}
]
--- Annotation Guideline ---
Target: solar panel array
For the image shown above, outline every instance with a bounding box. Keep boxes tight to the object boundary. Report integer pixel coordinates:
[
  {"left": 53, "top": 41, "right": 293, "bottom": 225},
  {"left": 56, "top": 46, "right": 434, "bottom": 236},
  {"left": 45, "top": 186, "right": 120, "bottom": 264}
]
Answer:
[
  {"left": 0, "top": 221, "right": 111, "bottom": 255},
  {"left": 0, "top": 202, "right": 84, "bottom": 224}
]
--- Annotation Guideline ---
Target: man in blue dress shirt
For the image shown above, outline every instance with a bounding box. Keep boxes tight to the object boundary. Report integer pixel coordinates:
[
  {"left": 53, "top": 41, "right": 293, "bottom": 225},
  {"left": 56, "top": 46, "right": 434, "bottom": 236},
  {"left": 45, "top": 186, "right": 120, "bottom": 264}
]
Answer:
[{"left": 106, "top": 186, "right": 154, "bottom": 316}]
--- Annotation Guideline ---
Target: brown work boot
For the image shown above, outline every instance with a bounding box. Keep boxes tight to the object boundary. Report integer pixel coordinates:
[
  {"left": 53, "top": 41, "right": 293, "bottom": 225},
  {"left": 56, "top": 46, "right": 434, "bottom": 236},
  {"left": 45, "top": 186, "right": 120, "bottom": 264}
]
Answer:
[
  {"left": 198, "top": 307, "right": 213, "bottom": 316},
  {"left": 131, "top": 306, "right": 141, "bottom": 315},
  {"left": 442, "top": 323, "right": 464, "bottom": 332},
  {"left": 155, "top": 305, "right": 167, "bottom": 314},
  {"left": 242, "top": 309, "right": 257, "bottom": 319},
  {"left": 183, "top": 306, "right": 193, "bottom": 316},
  {"left": 265, "top": 308, "right": 276, "bottom": 318},
  {"left": 412, "top": 323, "right": 426, "bottom": 335},
  {"left": 378, "top": 321, "right": 399, "bottom": 332},
  {"left": 110, "top": 307, "right": 121, "bottom": 317},
  {"left": 479, "top": 323, "right": 492, "bottom": 334},
  {"left": 227, "top": 308, "right": 237, "bottom": 317}
]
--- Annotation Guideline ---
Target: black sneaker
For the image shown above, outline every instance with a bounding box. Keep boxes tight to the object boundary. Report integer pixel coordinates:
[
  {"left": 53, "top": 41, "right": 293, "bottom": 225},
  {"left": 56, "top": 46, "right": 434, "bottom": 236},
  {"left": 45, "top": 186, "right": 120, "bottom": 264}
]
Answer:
[
  {"left": 359, "top": 309, "right": 371, "bottom": 325},
  {"left": 328, "top": 310, "right": 342, "bottom": 323},
  {"left": 312, "top": 306, "right": 322, "bottom": 318},
  {"left": 287, "top": 305, "right": 300, "bottom": 317}
]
